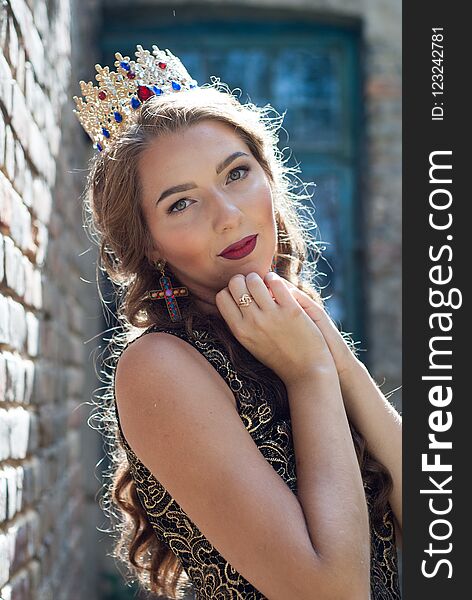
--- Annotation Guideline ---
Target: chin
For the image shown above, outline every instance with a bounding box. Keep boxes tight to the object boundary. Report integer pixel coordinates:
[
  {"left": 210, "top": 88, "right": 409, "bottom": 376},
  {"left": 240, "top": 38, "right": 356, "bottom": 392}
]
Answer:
[{"left": 237, "top": 262, "right": 272, "bottom": 278}]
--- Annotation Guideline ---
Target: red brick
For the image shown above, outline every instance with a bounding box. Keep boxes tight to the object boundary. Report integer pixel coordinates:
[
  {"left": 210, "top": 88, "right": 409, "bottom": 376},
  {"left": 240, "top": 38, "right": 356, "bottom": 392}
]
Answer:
[
  {"left": 0, "top": 53, "right": 13, "bottom": 114},
  {"left": 6, "top": 18, "right": 18, "bottom": 76},
  {"left": 4, "top": 124, "right": 15, "bottom": 181},
  {"left": 0, "top": 408, "right": 9, "bottom": 460},
  {"left": 0, "top": 469, "right": 7, "bottom": 523},
  {"left": 0, "top": 233, "right": 4, "bottom": 284},
  {"left": 23, "top": 360, "right": 34, "bottom": 404},
  {"left": 8, "top": 299, "right": 27, "bottom": 352},
  {"left": 0, "top": 107, "right": 5, "bottom": 169},
  {"left": 8, "top": 0, "right": 45, "bottom": 86},
  {"left": 0, "top": 296, "right": 8, "bottom": 345},
  {"left": 5, "top": 353, "right": 26, "bottom": 404},
  {"left": 0, "top": 353, "right": 6, "bottom": 401},
  {"left": 0, "top": 173, "right": 13, "bottom": 230},
  {"left": 9, "top": 407, "right": 30, "bottom": 459}
]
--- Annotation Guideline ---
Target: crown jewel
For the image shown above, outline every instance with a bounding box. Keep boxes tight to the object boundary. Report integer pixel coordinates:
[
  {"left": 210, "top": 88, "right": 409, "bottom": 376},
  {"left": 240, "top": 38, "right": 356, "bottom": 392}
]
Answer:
[{"left": 73, "top": 44, "right": 198, "bottom": 151}]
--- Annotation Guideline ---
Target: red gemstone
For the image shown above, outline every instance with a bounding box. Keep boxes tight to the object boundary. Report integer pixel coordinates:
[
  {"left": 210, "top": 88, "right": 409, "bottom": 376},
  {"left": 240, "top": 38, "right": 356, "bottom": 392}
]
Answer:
[
  {"left": 98, "top": 91, "right": 107, "bottom": 100},
  {"left": 158, "top": 62, "right": 167, "bottom": 69},
  {"left": 137, "top": 85, "right": 155, "bottom": 101},
  {"left": 126, "top": 71, "right": 136, "bottom": 79}
]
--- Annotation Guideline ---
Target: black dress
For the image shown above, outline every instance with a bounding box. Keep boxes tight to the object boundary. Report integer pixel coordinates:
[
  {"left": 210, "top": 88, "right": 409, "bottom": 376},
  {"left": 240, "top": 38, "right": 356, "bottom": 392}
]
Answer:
[{"left": 112, "top": 323, "right": 402, "bottom": 599}]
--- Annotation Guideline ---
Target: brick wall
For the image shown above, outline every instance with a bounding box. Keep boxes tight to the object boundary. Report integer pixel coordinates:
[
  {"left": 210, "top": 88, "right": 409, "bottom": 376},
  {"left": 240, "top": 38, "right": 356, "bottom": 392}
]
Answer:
[{"left": 0, "top": 1, "right": 100, "bottom": 598}]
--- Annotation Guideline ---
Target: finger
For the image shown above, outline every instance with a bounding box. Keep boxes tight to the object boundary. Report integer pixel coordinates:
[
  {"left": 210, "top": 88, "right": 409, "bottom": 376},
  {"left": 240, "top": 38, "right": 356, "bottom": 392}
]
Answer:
[
  {"left": 286, "top": 285, "right": 352, "bottom": 351},
  {"left": 245, "top": 272, "right": 277, "bottom": 311},
  {"left": 227, "top": 274, "right": 260, "bottom": 316},
  {"left": 263, "top": 272, "right": 301, "bottom": 309},
  {"left": 284, "top": 283, "right": 313, "bottom": 309},
  {"left": 287, "top": 285, "right": 325, "bottom": 324},
  {"left": 282, "top": 280, "right": 327, "bottom": 318},
  {"left": 288, "top": 285, "right": 339, "bottom": 331},
  {"left": 215, "top": 287, "right": 244, "bottom": 328},
  {"left": 277, "top": 279, "right": 336, "bottom": 328}
]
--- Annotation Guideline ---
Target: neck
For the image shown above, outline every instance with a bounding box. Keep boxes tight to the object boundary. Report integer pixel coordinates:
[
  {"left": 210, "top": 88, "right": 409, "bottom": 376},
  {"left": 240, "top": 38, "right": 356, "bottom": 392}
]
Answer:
[{"left": 193, "top": 294, "right": 220, "bottom": 317}]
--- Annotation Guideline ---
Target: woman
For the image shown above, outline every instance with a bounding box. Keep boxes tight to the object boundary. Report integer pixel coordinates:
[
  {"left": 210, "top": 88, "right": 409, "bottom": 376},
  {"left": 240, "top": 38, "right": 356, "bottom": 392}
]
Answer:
[{"left": 76, "top": 45, "right": 402, "bottom": 599}]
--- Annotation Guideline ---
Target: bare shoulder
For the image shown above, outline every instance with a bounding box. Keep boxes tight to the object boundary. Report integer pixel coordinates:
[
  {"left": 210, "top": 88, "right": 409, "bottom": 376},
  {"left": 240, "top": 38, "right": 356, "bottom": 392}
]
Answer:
[
  {"left": 115, "top": 330, "right": 237, "bottom": 410},
  {"left": 113, "top": 329, "right": 323, "bottom": 600}
]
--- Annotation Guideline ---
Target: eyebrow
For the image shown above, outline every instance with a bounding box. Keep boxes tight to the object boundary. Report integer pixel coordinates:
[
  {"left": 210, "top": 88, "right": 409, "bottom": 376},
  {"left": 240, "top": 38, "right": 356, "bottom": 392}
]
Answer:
[{"left": 155, "top": 151, "right": 250, "bottom": 205}]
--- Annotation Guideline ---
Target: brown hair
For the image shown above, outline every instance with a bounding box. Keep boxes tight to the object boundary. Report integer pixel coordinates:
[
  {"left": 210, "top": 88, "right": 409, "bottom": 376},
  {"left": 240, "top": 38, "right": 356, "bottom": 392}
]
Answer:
[{"left": 85, "top": 81, "right": 394, "bottom": 598}]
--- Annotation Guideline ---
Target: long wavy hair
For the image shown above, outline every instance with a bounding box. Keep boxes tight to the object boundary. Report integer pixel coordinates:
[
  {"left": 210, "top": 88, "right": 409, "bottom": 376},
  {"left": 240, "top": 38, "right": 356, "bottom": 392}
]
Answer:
[{"left": 85, "top": 81, "right": 394, "bottom": 599}]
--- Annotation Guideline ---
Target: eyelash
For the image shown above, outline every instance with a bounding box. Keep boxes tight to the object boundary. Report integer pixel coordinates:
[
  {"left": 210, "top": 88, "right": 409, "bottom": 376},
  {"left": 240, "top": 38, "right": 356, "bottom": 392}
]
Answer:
[{"left": 166, "top": 165, "right": 251, "bottom": 215}]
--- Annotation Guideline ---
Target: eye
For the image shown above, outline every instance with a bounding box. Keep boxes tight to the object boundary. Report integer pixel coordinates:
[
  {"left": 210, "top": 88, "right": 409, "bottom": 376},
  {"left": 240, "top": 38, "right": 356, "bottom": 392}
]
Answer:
[
  {"left": 166, "top": 165, "right": 251, "bottom": 215},
  {"left": 227, "top": 165, "right": 250, "bottom": 182},
  {"left": 167, "top": 198, "right": 193, "bottom": 214}
]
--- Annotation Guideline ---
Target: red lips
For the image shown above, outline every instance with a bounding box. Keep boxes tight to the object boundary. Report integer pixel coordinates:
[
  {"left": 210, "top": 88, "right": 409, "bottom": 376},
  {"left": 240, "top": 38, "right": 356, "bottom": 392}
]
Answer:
[{"left": 218, "top": 234, "right": 257, "bottom": 257}]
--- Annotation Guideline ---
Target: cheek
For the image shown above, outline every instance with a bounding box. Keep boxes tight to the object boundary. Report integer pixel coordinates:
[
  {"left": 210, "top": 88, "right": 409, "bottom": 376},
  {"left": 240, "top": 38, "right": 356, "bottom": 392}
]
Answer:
[
  {"left": 253, "top": 179, "right": 275, "bottom": 219},
  {"left": 152, "top": 221, "right": 207, "bottom": 263}
]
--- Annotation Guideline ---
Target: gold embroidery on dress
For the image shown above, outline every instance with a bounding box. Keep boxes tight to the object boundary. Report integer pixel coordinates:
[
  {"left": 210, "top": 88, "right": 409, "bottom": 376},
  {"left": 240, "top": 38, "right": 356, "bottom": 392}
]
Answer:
[{"left": 114, "top": 325, "right": 401, "bottom": 599}]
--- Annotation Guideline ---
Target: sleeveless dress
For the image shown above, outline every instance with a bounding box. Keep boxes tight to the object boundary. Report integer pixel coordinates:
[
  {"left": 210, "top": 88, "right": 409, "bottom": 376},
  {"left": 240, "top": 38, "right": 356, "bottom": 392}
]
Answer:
[{"left": 112, "top": 323, "right": 402, "bottom": 599}]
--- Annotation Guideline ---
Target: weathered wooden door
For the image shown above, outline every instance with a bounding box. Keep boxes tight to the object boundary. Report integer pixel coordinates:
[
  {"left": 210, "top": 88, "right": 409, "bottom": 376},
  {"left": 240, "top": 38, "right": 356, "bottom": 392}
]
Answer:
[{"left": 102, "top": 9, "right": 363, "bottom": 338}]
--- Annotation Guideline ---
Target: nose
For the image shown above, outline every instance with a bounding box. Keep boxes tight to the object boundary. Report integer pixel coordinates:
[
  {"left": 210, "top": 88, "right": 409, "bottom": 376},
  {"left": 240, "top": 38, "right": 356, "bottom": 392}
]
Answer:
[{"left": 211, "top": 190, "right": 244, "bottom": 232}]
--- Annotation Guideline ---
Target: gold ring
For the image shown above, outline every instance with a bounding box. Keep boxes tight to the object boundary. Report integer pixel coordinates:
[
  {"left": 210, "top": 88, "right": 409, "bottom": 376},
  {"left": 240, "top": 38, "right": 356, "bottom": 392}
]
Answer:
[{"left": 238, "top": 293, "right": 254, "bottom": 307}]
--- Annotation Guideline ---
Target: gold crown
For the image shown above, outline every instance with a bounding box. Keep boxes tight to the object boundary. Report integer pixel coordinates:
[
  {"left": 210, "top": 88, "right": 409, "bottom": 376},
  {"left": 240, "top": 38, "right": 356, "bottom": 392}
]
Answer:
[{"left": 73, "top": 44, "right": 198, "bottom": 151}]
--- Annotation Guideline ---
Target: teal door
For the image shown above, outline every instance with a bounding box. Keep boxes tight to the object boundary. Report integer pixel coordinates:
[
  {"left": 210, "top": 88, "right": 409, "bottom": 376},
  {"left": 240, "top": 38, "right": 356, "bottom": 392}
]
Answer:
[{"left": 101, "top": 9, "right": 364, "bottom": 340}]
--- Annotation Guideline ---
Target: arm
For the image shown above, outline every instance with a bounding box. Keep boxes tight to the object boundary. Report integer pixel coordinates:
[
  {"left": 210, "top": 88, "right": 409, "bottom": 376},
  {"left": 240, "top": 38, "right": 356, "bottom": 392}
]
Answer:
[
  {"left": 285, "top": 282, "right": 402, "bottom": 535},
  {"left": 338, "top": 358, "right": 402, "bottom": 535},
  {"left": 286, "top": 366, "right": 371, "bottom": 597},
  {"left": 115, "top": 333, "right": 370, "bottom": 600}
]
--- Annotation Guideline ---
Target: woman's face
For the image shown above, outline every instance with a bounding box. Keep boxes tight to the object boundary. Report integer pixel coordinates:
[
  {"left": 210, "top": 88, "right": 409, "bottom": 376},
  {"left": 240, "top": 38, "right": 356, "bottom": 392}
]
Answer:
[{"left": 138, "top": 119, "right": 278, "bottom": 314}]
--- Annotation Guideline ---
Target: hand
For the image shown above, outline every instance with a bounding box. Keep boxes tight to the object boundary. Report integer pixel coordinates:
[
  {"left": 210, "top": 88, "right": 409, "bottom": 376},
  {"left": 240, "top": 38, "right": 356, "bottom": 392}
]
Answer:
[
  {"left": 215, "top": 271, "right": 336, "bottom": 386},
  {"left": 279, "top": 279, "right": 361, "bottom": 378}
]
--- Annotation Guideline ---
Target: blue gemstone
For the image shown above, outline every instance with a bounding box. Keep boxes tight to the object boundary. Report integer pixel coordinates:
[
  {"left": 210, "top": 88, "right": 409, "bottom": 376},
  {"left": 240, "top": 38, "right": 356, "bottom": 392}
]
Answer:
[
  {"left": 96, "top": 142, "right": 103, "bottom": 152},
  {"left": 171, "top": 81, "right": 181, "bottom": 91},
  {"left": 152, "top": 86, "right": 163, "bottom": 95},
  {"left": 114, "top": 111, "right": 123, "bottom": 123},
  {"left": 130, "top": 97, "right": 141, "bottom": 109},
  {"left": 101, "top": 127, "right": 110, "bottom": 138},
  {"left": 120, "top": 61, "right": 130, "bottom": 71}
]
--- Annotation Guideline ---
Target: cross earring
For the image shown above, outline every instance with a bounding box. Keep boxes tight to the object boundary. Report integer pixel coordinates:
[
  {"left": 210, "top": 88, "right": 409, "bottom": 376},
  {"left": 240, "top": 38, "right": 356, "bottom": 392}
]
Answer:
[{"left": 145, "top": 259, "right": 189, "bottom": 322}]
